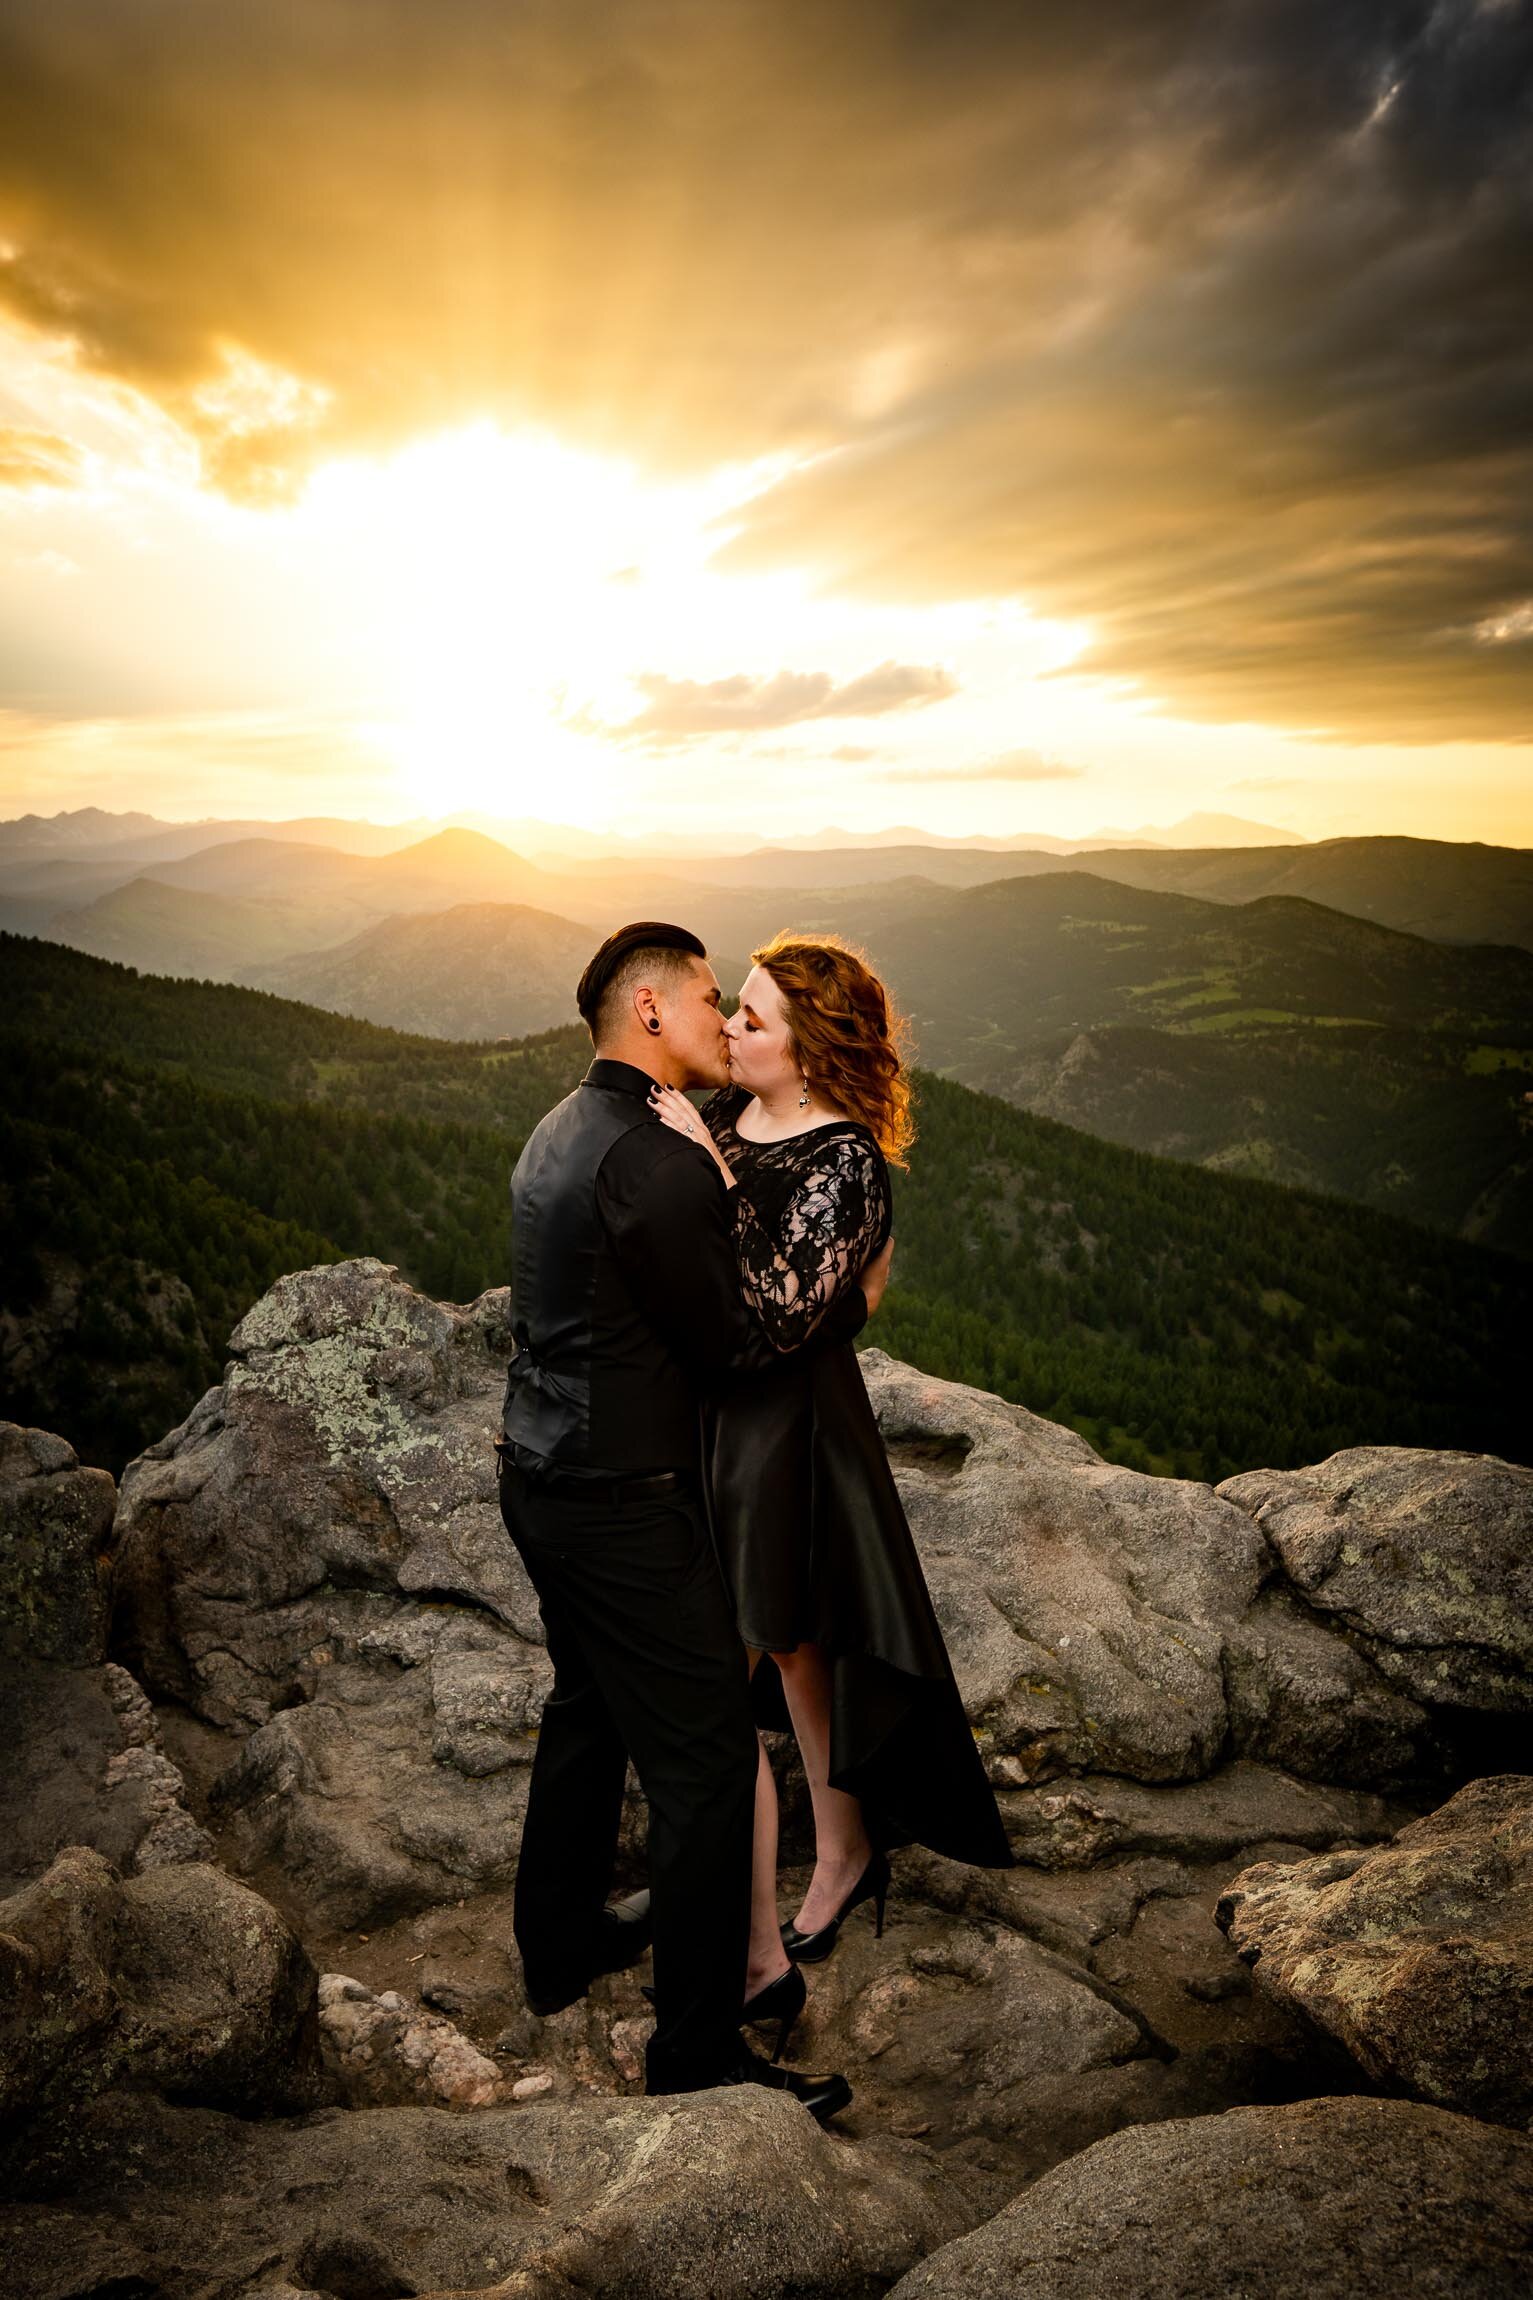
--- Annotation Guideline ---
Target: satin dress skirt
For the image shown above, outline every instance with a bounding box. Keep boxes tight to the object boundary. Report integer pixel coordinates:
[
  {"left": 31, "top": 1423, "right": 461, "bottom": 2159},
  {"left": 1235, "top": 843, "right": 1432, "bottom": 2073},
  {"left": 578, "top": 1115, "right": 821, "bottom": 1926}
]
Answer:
[{"left": 704, "top": 1342, "right": 1012, "bottom": 1870}]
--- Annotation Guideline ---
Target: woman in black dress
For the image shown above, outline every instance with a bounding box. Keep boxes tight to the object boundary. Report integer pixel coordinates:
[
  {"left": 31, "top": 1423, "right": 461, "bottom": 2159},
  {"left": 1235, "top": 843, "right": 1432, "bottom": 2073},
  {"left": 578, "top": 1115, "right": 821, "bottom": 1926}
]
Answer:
[{"left": 650, "top": 932, "right": 1010, "bottom": 2057}]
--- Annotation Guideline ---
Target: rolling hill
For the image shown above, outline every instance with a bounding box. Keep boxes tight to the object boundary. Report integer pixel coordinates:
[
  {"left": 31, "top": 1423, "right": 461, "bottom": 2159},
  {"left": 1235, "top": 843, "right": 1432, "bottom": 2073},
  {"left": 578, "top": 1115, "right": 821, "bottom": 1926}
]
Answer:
[
  {"left": 843, "top": 874, "right": 1533, "bottom": 1252},
  {"left": 14, "top": 819, "right": 1533, "bottom": 962},
  {"left": 623, "top": 833, "right": 1533, "bottom": 947},
  {"left": 851, "top": 871, "right": 1533, "bottom": 1053},
  {"left": 253, "top": 902, "right": 604, "bottom": 1039},
  {"left": 49, "top": 875, "right": 356, "bottom": 975},
  {"left": 32, "top": 827, "right": 770, "bottom": 976},
  {"left": 141, "top": 867, "right": 1529, "bottom": 1251},
  {"left": 12, "top": 816, "right": 1533, "bottom": 1255}
]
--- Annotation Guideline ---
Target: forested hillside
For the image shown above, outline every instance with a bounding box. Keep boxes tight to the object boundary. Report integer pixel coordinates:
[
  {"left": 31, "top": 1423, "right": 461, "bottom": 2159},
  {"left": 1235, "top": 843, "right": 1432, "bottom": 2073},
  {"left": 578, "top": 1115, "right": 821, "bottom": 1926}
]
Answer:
[
  {"left": 879, "top": 1074, "right": 1524, "bottom": 1482},
  {"left": 3, "top": 934, "right": 1526, "bottom": 1481}
]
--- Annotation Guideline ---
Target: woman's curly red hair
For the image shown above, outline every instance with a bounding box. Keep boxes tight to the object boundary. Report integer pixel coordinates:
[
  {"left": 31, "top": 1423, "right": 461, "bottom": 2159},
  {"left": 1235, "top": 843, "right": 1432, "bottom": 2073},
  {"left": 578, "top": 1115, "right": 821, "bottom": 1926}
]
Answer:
[{"left": 752, "top": 932, "right": 916, "bottom": 1167}]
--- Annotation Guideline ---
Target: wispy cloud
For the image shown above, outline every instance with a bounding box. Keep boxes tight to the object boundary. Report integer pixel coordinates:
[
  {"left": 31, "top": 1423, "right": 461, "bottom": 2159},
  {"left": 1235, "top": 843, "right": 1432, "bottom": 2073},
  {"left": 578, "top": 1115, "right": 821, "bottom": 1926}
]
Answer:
[
  {"left": 0, "top": 425, "right": 83, "bottom": 489},
  {"left": 607, "top": 661, "right": 957, "bottom": 744},
  {"left": 1474, "top": 602, "right": 1533, "bottom": 646},
  {"left": 884, "top": 749, "right": 1083, "bottom": 784}
]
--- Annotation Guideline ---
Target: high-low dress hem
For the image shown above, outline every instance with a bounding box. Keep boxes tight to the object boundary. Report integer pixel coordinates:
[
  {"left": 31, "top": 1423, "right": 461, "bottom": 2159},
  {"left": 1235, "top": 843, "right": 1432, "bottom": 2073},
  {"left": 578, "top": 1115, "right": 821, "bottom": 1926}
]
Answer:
[{"left": 702, "top": 1086, "right": 1012, "bottom": 1874}]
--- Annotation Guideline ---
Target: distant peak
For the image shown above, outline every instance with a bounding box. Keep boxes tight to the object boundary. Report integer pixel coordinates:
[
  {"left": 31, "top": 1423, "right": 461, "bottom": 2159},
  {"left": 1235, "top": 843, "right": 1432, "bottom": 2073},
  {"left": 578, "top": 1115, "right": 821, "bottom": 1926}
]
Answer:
[
  {"left": 388, "top": 826, "right": 528, "bottom": 865},
  {"left": 1088, "top": 812, "right": 1308, "bottom": 848}
]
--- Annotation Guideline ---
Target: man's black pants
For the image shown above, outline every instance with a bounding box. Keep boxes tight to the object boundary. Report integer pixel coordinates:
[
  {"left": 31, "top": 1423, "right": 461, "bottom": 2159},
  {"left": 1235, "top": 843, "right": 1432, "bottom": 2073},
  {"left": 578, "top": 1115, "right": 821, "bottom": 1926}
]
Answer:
[{"left": 497, "top": 1458, "right": 757, "bottom": 2089}]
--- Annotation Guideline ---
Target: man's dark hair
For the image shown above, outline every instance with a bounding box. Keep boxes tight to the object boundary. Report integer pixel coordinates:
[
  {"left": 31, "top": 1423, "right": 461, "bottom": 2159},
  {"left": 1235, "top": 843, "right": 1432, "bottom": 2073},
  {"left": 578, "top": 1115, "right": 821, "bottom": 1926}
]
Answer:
[{"left": 576, "top": 920, "right": 708, "bottom": 1042}]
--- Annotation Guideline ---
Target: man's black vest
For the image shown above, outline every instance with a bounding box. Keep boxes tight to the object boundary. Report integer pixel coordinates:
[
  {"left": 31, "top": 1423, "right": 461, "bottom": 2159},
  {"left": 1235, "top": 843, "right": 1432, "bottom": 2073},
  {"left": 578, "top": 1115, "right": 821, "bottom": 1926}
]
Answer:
[{"left": 501, "top": 1067, "right": 656, "bottom": 1467}]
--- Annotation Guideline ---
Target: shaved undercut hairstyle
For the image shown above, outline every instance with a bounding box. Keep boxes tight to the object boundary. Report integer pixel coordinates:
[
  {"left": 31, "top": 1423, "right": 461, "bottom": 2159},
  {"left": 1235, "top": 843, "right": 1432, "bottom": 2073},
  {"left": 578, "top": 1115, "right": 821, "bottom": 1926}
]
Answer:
[{"left": 576, "top": 920, "right": 709, "bottom": 1045}]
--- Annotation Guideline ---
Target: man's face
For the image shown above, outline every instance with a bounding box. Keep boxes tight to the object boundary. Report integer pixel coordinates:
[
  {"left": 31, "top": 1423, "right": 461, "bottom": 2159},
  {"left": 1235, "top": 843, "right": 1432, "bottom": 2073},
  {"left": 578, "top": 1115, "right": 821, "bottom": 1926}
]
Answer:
[{"left": 660, "top": 956, "right": 730, "bottom": 1088}]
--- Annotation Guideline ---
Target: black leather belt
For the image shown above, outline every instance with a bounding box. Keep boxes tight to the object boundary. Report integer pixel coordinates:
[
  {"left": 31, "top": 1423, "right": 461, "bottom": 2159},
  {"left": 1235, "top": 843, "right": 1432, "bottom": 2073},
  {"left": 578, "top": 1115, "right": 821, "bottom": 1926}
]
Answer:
[{"left": 495, "top": 1436, "right": 687, "bottom": 1508}]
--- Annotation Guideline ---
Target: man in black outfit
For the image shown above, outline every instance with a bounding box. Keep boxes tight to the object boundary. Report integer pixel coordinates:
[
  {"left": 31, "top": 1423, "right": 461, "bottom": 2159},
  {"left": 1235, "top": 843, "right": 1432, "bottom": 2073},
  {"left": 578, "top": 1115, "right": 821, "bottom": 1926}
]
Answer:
[{"left": 498, "top": 921, "right": 886, "bottom": 2119}]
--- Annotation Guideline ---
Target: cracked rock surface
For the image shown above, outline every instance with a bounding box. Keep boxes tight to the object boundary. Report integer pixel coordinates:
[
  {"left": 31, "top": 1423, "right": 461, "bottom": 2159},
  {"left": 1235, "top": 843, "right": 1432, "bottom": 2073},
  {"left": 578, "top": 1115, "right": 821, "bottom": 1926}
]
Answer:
[
  {"left": 0, "top": 1423, "right": 211, "bottom": 1899},
  {"left": 1217, "top": 1446, "right": 1533, "bottom": 1715}
]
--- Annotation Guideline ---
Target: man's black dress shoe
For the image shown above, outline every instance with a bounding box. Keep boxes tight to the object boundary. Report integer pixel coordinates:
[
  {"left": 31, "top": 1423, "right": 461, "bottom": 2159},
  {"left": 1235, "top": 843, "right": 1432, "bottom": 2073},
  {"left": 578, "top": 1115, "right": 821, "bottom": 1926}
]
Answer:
[
  {"left": 525, "top": 1889, "right": 653, "bottom": 2017},
  {"left": 647, "top": 2044, "right": 852, "bottom": 2126}
]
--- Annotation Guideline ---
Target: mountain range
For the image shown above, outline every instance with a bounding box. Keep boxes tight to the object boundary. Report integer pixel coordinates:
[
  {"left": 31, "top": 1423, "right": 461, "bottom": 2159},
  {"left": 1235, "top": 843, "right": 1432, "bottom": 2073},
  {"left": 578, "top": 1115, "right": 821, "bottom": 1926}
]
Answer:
[
  {"left": 5, "top": 817, "right": 1530, "bottom": 949},
  {"left": 0, "top": 803, "right": 1301, "bottom": 862},
  {"left": 4, "top": 816, "right": 1529, "bottom": 1253}
]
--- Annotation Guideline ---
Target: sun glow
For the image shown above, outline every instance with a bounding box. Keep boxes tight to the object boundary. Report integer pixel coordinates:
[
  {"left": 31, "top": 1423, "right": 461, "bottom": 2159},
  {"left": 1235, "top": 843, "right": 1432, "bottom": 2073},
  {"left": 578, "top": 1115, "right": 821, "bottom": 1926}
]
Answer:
[
  {"left": 292, "top": 423, "right": 801, "bottom": 823},
  {"left": 16, "top": 319, "right": 1525, "bottom": 846}
]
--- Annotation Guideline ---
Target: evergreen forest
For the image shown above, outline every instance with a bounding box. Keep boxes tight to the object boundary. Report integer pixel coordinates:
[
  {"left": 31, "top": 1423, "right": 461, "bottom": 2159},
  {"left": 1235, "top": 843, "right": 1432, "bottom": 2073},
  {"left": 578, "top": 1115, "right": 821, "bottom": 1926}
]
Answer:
[{"left": 2, "top": 933, "right": 1526, "bottom": 1481}]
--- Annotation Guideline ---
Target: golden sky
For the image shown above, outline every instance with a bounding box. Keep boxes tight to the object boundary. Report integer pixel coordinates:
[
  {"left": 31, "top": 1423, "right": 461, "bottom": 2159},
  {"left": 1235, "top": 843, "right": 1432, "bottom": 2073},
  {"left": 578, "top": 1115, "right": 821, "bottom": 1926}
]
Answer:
[{"left": 0, "top": 0, "right": 1530, "bottom": 843}]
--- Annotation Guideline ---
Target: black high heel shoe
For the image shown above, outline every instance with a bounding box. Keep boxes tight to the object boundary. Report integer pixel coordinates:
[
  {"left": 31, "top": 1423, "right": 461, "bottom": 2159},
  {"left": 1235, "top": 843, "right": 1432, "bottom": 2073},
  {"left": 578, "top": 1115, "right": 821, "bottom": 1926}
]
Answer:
[
  {"left": 741, "top": 1963, "right": 806, "bottom": 2064},
  {"left": 641, "top": 1966, "right": 807, "bottom": 2066},
  {"left": 781, "top": 1849, "right": 890, "bottom": 1966}
]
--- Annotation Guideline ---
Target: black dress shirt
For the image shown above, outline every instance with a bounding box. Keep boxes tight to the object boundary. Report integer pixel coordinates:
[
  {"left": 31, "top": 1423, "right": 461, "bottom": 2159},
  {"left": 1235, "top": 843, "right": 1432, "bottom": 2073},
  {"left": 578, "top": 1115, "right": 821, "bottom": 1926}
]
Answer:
[{"left": 501, "top": 1058, "right": 868, "bottom": 1473}]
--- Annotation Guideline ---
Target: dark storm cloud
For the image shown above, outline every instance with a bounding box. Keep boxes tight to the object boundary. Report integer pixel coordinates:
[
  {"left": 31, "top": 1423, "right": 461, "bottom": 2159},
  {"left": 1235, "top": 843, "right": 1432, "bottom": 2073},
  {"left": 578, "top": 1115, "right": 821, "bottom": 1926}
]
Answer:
[
  {"left": 0, "top": 0, "right": 1528, "bottom": 738},
  {"left": 611, "top": 661, "right": 957, "bottom": 742},
  {"left": 720, "top": 1, "right": 1533, "bottom": 739}
]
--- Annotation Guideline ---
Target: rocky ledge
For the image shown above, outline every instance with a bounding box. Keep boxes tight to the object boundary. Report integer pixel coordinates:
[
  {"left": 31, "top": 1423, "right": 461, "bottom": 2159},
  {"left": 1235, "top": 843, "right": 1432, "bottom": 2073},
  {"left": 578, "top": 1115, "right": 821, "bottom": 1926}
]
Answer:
[{"left": 2, "top": 1257, "right": 1530, "bottom": 2300}]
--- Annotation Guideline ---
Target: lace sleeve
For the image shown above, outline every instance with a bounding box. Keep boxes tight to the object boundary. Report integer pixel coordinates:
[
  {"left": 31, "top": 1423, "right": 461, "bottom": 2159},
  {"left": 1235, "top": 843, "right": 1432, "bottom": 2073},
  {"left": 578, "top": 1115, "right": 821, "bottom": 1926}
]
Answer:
[
  {"left": 730, "top": 1133, "right": 889, "bottom": 1350},
  {"left": 699, "top": 1086, "right": 741, "bottom": 1163}
]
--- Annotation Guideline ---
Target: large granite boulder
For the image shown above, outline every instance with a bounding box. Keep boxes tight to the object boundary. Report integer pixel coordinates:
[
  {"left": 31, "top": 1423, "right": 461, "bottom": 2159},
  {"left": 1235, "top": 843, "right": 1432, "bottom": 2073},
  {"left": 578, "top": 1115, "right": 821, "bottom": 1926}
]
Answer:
[
  {"left": 111, "top": 1263, "right": 557, "bottom": 1926},
  {"left": 0, "top": 1427, "right": 209, "bottom": 1897},
  {"left": 863, "top": 1352, "right": 1270, "bottom": 1785},
  {"left": 206, "top": 1609, "right": 546, "bottom": 1930},
  {"left": 863, "top": 1353, "right": 1457, "bottom": 1792},
  {"left": 0, "top": 1845, "right": 332, "bottom": 2177},
  {"left": 885, "top": 2096, "right": 1533, "bottom": 2300},
  {"left": 111, "top": 1276, "right": 1525, "bottom": 1863},
  {"left": 0, "top": 1421, "right": 115, "bottom": 1666},
  {"left": 1, "top": 2084, "right": 973, "bottom": 2300},
  {"left": 1218, "top": 1774, "right": 1533, "bottom": 2126},
  {"left": 113, "top": 1259, "right": 542, "bottom": 1729},
  {"left": 1218, "top": 1446, "right": 1533, "bottom": 1715}
]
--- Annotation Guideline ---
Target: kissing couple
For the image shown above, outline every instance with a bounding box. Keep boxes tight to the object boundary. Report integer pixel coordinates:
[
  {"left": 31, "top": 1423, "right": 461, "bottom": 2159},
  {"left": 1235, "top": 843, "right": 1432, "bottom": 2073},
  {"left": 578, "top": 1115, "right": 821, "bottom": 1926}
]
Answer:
[{"left": 496, "top": 920, "right": 1010, "bottom": 2123}]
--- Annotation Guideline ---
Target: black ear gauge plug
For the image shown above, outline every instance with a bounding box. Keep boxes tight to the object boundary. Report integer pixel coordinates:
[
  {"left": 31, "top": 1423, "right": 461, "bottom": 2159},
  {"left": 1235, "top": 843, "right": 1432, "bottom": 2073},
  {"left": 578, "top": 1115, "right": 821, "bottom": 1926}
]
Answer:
[{"left": 647, "top": 1018, "right": 662, "bottom": 1033}]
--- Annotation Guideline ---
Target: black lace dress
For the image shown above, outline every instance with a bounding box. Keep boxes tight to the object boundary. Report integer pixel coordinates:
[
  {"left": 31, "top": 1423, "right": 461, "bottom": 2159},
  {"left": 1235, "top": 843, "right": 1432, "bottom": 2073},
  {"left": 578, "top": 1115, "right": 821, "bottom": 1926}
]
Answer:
[{"left": 700, "top": 1084, "right": 1012, "bottom": 1870}]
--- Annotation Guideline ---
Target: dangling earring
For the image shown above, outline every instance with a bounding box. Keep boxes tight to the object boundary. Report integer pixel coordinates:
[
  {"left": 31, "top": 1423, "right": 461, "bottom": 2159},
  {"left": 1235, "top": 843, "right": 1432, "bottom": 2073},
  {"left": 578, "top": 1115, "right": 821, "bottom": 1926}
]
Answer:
[{"left": 798, "top": 1073, "right": 810, "bottom": 1109}]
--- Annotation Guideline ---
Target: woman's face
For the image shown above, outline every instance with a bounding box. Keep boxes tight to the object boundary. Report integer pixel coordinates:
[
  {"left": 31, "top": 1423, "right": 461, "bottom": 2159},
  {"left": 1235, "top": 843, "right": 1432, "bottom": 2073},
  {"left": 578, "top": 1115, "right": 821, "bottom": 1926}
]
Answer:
[{"left": 723, "top": 964, "right": 798, "bottom": 1095}]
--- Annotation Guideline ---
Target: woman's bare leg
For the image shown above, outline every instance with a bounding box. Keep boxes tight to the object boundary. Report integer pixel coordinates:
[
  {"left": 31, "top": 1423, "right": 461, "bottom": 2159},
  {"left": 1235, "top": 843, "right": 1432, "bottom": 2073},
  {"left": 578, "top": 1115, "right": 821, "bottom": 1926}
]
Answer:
[
  {"left": 775, "top": 1642, "right": 874, "bottom": 1933},
  {"left": 745, "top": 1650, "right": 792, "bottom": 1996},
  {"left": 747, "top": 1734, "right": 792, "bottom": 1994}
]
